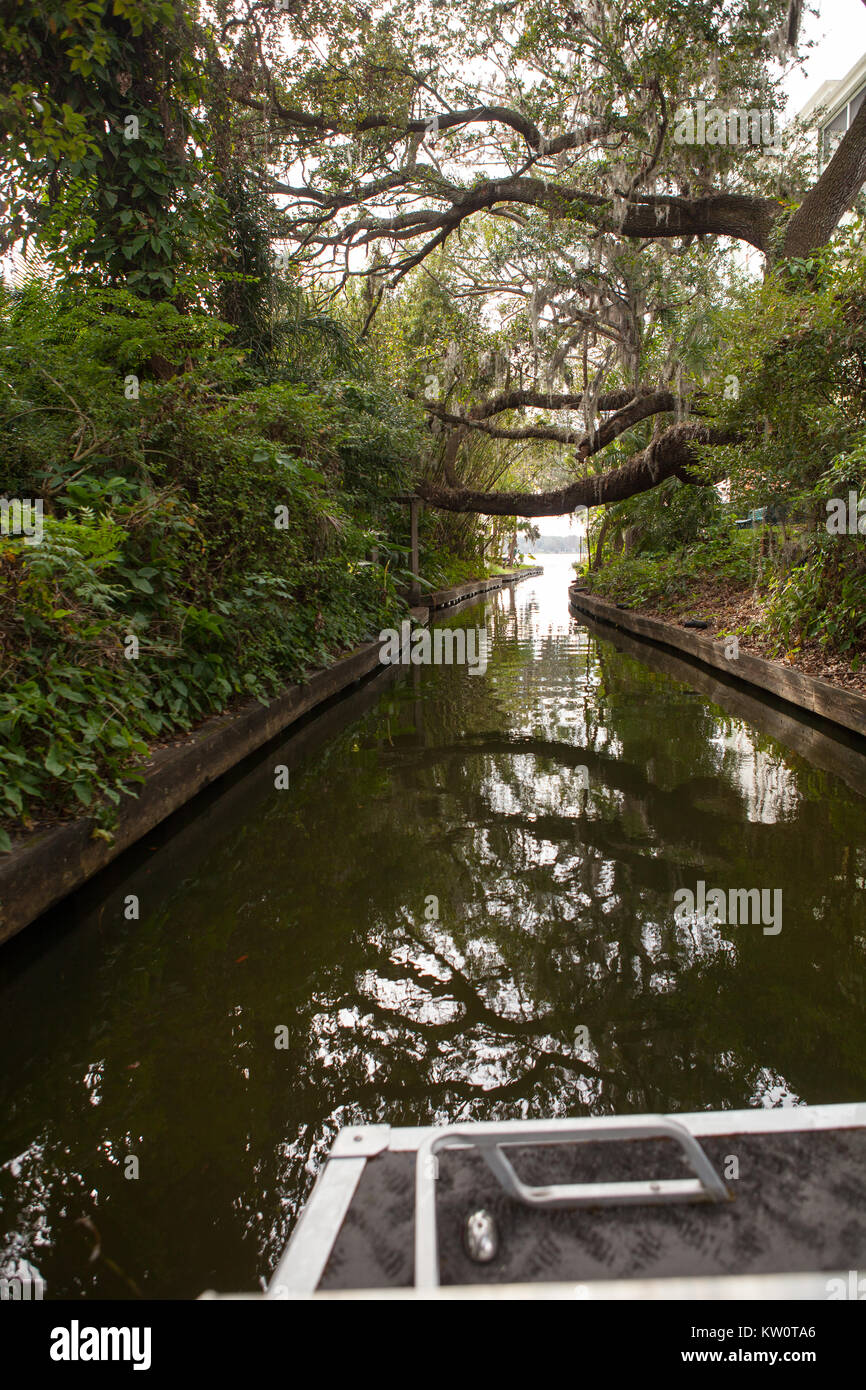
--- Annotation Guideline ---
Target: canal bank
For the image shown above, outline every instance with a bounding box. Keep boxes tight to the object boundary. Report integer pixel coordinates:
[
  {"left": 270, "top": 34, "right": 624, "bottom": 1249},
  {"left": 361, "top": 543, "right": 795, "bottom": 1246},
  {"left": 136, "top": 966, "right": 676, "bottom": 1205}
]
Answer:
[
  {"left": 568, "top": 586, "right": 866, "bottom": 740},
  {"left": 0, "top": 568, "right": 541, "bottom": 946},
  {"left": 2, "top": 556, "right": 865, "bottom": 1299}
]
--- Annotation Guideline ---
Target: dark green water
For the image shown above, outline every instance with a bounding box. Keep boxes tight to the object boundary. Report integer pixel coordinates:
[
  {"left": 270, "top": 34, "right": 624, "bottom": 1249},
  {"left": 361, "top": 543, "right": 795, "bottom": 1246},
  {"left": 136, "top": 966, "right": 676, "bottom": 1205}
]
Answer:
[{"left": 2, "top": 556, "right": 866, "bottom": 1298}]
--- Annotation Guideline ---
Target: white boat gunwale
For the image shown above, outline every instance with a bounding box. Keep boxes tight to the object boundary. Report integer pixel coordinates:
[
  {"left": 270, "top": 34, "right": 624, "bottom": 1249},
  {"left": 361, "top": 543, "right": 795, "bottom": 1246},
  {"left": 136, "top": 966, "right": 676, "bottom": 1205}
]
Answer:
[{"left": 249, "top": 1103, "right": 866, "bottom": 1301}]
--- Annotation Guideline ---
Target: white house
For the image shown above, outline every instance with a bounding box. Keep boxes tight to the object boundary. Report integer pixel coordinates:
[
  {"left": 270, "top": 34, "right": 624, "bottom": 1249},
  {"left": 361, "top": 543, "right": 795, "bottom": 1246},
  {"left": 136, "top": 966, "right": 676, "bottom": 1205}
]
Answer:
[{"left": 797, "top": 50, "right": 866, "bottom": 168}]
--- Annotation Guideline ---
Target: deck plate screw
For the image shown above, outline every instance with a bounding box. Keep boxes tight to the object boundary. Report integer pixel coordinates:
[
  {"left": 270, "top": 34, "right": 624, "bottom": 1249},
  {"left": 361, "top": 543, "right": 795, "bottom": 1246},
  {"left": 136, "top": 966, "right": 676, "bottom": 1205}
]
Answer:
[{"left": 464, "top": 1209, "right": 499, "bottom": 1264}]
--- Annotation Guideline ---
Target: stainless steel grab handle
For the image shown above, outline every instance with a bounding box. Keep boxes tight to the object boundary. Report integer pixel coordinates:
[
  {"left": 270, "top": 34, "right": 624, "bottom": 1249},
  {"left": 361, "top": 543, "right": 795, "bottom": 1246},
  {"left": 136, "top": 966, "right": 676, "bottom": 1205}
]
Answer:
[{"left": 414, "top": 1115, "right": 731, "bottom": 1289}]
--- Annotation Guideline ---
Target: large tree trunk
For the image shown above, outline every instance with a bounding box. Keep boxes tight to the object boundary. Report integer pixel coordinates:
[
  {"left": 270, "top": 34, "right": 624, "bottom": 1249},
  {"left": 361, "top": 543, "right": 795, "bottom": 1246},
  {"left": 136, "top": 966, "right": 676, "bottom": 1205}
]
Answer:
[
  {"left": 783, "top": 97, "right": 866, "bottom": 259},
  {"left": 413, "top": 109, "right": 866, "bottom": 521},
  {"left": 394, "top": 54, "right": 866, "bottom": 520}
]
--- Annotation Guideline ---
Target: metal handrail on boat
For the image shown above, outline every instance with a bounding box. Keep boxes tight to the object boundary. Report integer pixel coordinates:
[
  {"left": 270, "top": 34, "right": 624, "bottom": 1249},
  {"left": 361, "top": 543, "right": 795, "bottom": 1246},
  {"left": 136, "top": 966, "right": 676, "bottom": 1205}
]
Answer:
[
  {"left": 414, "top": 1114, "right": 731, "bottom": 1290},
  {"left": 199, "top": 1103, "right": 866, "bottom": 1298}
]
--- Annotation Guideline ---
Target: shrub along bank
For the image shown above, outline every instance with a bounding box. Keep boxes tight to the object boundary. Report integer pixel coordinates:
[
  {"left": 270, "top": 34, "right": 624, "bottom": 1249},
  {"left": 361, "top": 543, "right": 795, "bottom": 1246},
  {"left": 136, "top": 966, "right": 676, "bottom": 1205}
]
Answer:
[
  {"left": 581, "top": 237, "right": 866, "bottom": 691},
  {"left": 0, "top": 284, "right": 432, "bottom": 849}
]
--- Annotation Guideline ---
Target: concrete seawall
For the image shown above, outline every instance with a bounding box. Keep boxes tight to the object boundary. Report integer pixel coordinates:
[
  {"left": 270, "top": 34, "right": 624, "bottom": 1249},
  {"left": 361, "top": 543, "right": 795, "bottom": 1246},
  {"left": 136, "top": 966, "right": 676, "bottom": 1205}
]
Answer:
[
  {"left": 0, "top": 568, "right": 540, "bottom": 946},
  {"left": 569, "top": 586, "right": 866, "bottom": 740}
]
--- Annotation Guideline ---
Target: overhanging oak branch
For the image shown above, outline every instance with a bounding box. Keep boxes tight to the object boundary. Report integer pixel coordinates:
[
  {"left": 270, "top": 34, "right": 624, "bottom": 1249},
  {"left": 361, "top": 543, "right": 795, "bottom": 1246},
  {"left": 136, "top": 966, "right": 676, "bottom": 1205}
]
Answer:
[
  {"left": 423, "top": 389, "right": 685, "bottom": 452},
  {"left": 418, "top": 423, "right": 736, "bottom": 517}
]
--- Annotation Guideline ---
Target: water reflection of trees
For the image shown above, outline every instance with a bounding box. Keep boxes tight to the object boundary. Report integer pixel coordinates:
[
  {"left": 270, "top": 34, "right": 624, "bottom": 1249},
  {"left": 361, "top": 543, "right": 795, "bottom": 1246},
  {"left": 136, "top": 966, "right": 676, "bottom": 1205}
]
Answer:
[{"left": 2, "top": 602, "right": 866, "bottom": 1297}]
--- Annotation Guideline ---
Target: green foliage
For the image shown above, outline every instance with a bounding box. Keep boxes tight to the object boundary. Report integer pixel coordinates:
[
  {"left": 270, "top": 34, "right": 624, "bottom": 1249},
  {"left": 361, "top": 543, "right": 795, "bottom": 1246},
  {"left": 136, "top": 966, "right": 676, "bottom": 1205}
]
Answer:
[
  {"left": 589, "top": 224, "right": 866, "bottom": 667},
  {"left": 422, "top": 551, "right": 492, "bottom": 589},
  {"left": 3, "top": 0, "right": 864, "bottom": 853},
  {"left": 758, "top": 439, "right": 866, "bottom": 662},
  {"left": 593, "top": 475, "right": 725, "bottom": 560},
  {"left": 763, "top": 534, "right": 866, "bottom": 665},
  {"left": 0, "top": 283, "right": 425, "bottom": 847},
  {"left": 1, "top": 0, "right": 221, "bottom": 297},
  {"left": 589, "top": 526, "right": 753, "bottom": 610},
  {"left": 706, "top": 223, "right": 866, "bottom": 512}
]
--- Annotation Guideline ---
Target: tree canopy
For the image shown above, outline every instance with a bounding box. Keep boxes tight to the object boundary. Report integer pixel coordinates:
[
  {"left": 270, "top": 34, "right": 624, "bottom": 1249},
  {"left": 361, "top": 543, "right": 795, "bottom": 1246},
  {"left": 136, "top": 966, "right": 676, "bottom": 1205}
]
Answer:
[
  {"left": 2, "top": 0, "right": 865, "bottom": 520},
  {"left": 212, "top": 0, "right": 866, "bottom": 514}
]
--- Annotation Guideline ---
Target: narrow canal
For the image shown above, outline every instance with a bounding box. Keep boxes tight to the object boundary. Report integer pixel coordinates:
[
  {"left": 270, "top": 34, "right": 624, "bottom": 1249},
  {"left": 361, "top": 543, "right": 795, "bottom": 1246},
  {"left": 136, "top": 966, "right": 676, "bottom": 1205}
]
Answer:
[{"left": 2, "top": 556, "right": 865, "bottom": 1298}]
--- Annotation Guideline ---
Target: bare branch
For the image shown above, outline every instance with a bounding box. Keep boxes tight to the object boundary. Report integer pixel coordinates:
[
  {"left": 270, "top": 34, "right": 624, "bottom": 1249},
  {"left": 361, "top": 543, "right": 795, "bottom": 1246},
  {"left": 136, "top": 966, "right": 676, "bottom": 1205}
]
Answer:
[{"left": 422, "top": 389, "right": 683, "bottom": 453}]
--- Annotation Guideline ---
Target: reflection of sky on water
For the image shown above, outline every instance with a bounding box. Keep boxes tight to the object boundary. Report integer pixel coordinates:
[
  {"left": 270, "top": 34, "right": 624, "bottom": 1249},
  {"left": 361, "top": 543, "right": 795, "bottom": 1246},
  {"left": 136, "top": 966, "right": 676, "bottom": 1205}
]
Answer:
[{"left": 1, "top": 555, "right": 865, "bottom": 1295}]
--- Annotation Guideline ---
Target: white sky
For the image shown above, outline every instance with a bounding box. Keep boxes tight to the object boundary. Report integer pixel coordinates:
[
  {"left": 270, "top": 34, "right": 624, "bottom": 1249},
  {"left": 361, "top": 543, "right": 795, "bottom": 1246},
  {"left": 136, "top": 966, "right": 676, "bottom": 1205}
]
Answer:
[{"left": 783, "top": 0, "right": 866, "bottom": 113}]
